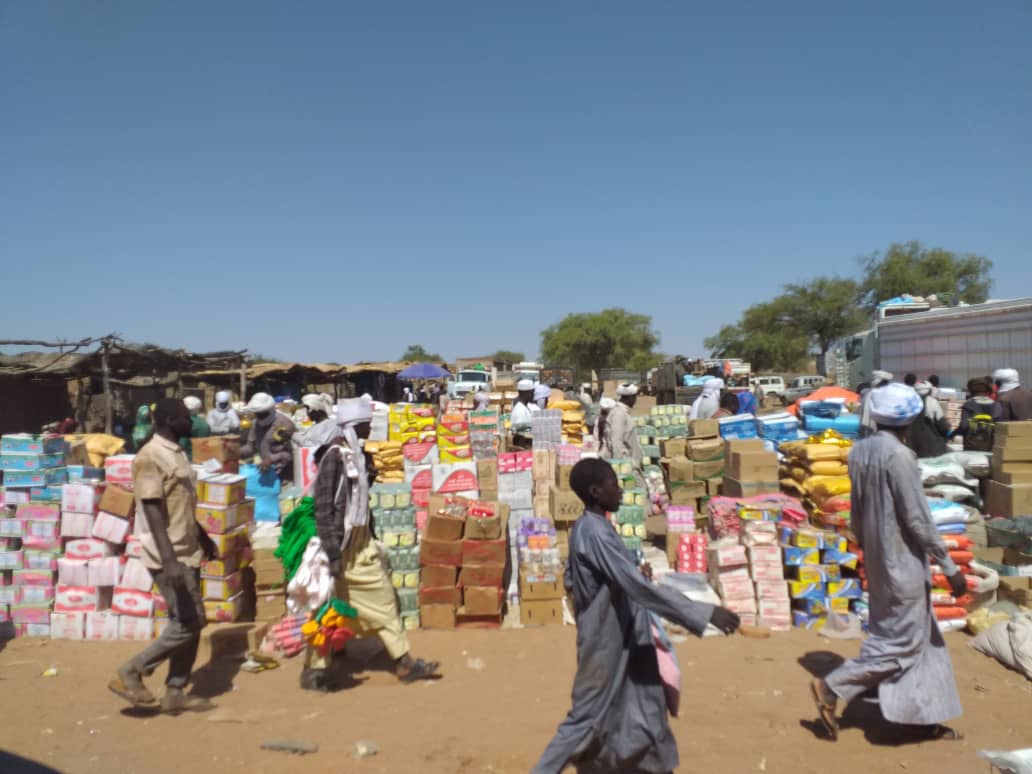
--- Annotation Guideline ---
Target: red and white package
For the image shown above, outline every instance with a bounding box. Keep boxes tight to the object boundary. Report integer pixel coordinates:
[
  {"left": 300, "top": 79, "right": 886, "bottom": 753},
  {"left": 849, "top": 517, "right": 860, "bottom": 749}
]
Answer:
[
  {"left": 49, "top": 611, "right": 86, "bottom": 640},
  {"left": 104, "top": 455, "right": 135, "bottom": 486},
  {"left": 63, "top": 538, "right": 113, "bottom": 561},
  {"left": 57, "top": 557, "right": 90, "bottom": 586},
  {"left": 111, "top": 587, "right": 153, "bottom": 618},
  {"left": 54, "top": 585, "right": 110, "bottom": 613},
  {"left": 118, "top": 615, "right": 154, "bottom": 642},
  {"left": 60, "top": 511, "right": 95, "bottom": 539},
  {"left": 85, "top": 611, "right": 120, "bottom": 641},
  {"left": 92, "top": 512, "right": 130, "bottom": 545},
  {"left": 119, "top": 558, "right": 154, "bottom": 592},
  {"left": 88, "top": 556, "right": 122, "bottom": 587},
  {"left": 61, "top": 483, "right": 101, "bottom": 515}
]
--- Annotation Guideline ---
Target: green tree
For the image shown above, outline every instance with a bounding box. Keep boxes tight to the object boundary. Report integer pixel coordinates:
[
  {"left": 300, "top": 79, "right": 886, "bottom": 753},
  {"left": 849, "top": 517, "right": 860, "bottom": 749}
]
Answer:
[
  {"left": 540, "top": 308, "right": 659, "bottom": 376},
  {"left": 858, "top": 241, "right": 993, "bottom": 310},
  {"left": 400, "top": 345, "right": 443, "bottom": 363},
  {"left": 704, "top": 298, "right": 810, "bottom": 372},
  {"left": 782, "top": 277, "right": 865, "bottom": 357},
  {"left": 491, "top": 350, "right": 526, "bottom": 365}
]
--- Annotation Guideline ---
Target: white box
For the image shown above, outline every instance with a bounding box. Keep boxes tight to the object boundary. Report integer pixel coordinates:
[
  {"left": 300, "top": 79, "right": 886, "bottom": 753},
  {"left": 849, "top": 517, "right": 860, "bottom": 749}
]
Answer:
[
  {"left": 118, "top": 615, "right": 154, "bottom": 642},
  {"left": 111, "top": 587, "right": 153, "bottom": 618},
  {"left": 755, "top": 580, "right": 790, "bottom": 601},
  {"left": 88, "top": 556, "right": 122, "bottom": 587},
  {"left": 85, "top": 611, "right": 120, "bottom": 641},
  {"left": 750, "top": 563, "right": 785, "bottom": 582},
  {"left": 57, "top": 557, "right": 90, "bottom": 586},
  {"left": 63, "top": 538, "right": 113, "bottom": 561},
  {"left": 24, "top": 623, "right": 51, "bottom": 637},
  {"left": 124, "top": 535, "right": 144, "bottom": 559},
  {"left": 50, "top": 612, "right": 86, "bottom": 640},
  {"left": 119, "top": 558, "right": 154, "bottom": 592},
  {"left": 54, "top": 585, "right": 111, "bottom": 613},
  {"left": 17, "top": 586, "right": 55, "bottom": 604},
  {"left": 60, "top": 511, "right": 95, "bottom": 538},
  {"left": 92, "top": 512, "right": 130, "bottom": 544},
  {"left": 61, "top": 483, "right": 100, "bottom": 515}
]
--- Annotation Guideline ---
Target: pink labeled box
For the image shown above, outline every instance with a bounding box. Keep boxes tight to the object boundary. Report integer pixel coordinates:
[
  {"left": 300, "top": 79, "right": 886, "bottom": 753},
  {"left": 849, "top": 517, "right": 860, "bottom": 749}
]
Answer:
[
  {"left": 119, "top": 558, "right": 154, "bottom": 592},
  {"left": 50, "top": 611, "right": 86, "bottom": 640},
  {"left": 124, "top": 536, "right": 144, "bottom": 560},
  {"left": 62, "top": 483, "right": 101, "bottom": 515},
  {"left": 92, "top": 512, "right": 130, "bottom": 544},
  {"left": 118, "top": 615, "right": 154, "bottom": 642},
  {"left": 201, "top": 572, "right": 241, "bottom": 601},
  {"left": 85, "top": 611, "right": 120, "bottom": 641},
  {"left": 16, "top": 586, "right": 55, "bottom": 605},
  {"left": 88, "top": 556, "right": 122, "bottom": 587},
  {"left": 11, "top": 603, "right": 51, "bottom": 625},
  {"left": 54, "top": 585, "right": 111, "bottom": 613},
  {"left": 60, "top": 511, "right": 95, "bottom": 538},
  {"left": 23, "top": 551, "right": 59, "bottom": 571},
  {"left": 57, "top": 557, "right": 90, "bottom": 586},
  {"left": 63, "top": 538, "right": 113, "bottom": 561},
  {"left": 104, "top": 455, "right": 135, "bottom": 485},
  {"left": 15, "top": 503, "right": 60, "bottom": 521},
  {"left": 12, "top": 569, "right": 54, "bottom": 587},
  {"left": 111, "top": 587, "right": 153, "bottom": 618}
]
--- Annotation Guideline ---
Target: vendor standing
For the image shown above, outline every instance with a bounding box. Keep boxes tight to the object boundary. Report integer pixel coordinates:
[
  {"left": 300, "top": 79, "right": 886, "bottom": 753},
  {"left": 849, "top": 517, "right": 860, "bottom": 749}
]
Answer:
[
  {"left": 207, "top": 391, "right": 241, "bottom": 436},
  {"left": 604, "top": 383, "right": 646, "bottom": 490},
  {"left": 241, "top": 392, "right": 296, "bottom": 484},
  {"left": 181, "top": 396, "right": 210, "bottom": 459},
  {"left": 510, "top": 379, "right": 539, "bottom": 450}
]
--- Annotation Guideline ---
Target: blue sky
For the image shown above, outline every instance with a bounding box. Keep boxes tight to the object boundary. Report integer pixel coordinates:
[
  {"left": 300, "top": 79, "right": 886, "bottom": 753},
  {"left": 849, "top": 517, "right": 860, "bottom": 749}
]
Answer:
[{"left": 2, "top": 2, "right": 1029, "bottom": 364}]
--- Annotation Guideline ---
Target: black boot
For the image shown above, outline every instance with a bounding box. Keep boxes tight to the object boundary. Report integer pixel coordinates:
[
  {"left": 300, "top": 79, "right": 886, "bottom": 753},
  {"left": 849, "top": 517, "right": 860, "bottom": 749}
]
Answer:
[{"left": 299, "top": 668, "right": 331, "bottom": 692}]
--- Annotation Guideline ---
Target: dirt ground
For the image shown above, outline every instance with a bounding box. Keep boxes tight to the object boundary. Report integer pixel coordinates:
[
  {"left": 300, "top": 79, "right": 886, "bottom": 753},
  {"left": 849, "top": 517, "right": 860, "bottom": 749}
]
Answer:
[{"left": 1, "top": 626, "right": 1029, "bottom": 774}]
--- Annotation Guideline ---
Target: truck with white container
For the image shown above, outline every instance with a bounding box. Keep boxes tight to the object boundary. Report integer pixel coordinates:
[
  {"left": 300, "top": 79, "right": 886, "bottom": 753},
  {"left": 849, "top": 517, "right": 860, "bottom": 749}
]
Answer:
[{"left": 832, "top": 297, "right": 1032, "bottom": 391}]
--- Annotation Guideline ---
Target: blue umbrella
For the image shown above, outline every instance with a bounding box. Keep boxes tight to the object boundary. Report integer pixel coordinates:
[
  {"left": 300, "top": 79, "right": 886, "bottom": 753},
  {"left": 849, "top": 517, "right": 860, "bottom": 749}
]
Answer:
[{"left": 399, "top": 362, "right": 451, "bottom": 379}]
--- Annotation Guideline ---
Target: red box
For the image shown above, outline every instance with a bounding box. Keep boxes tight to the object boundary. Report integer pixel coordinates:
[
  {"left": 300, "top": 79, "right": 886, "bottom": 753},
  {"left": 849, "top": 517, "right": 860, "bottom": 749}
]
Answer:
[
  {"left": 418, "top": 586, "right": 461, "bottom": 606},
  {"left": 421, "top": 565, "right": 457, "bottom": 588},
  {"left": 514, "top": 451, "right": 534, "bottom": 472},
  {"left": 420, "top": 538, "right": 463, "bottom": 567},
  {"left": 459, "top": 563, "right": 505, "bottom": 588},
  {"left": 497, "top": 453, "right": 518, "bottom": 475},
  {"left": 462, "top": 538, "right": 507, "bottom": 566},
  {"left": 463, "top": 585, "right": 504, "bottom": 615}
]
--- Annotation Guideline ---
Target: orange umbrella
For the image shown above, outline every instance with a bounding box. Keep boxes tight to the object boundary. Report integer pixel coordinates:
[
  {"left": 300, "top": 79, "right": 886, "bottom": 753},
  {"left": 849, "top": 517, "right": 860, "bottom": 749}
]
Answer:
[{"left": 785, "top": 386, "right": 860, "bottom": 417}]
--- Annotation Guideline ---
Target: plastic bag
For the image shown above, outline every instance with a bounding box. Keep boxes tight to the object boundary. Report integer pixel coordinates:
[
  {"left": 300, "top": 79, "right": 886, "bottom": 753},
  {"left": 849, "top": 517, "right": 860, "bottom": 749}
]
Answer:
[{"left": 970, "top": 613, "right": 1032, "bottom": 680}]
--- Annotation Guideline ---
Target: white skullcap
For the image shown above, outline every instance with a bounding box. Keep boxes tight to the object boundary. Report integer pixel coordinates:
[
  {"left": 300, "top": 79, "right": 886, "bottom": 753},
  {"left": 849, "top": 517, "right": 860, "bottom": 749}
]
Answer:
[
  {"left": 215, "top": 390, "right": 231, "bottom": 405},
  {"left": 246, "top": 392, "right": 276, "bottom": 413},
  {"left": 517, "top": 379, "right": 535, "bottom": 392},
  {"left": 993, "top": 368, "right": 1020, "bottom": 393},
  {"left": 599, "top": 397, "right": 617, "bottom": 411},
  {"left": 534, "top": 384, "right": 551, "bottom": 401},
  {"left": 869, "top": 383, "right": 923, "bottom": 427},
  {"left": 914, "top": 380, "right": 933, "bottom": 397},
  {"left": 183, "top": 396, "right": 202, "bottom": 413},
  {"left": 301, "top": 393, "right": 325, "bottom": 412},
  {"left": 616, "top": 383, "right": 639, "bottom": 397},
  {"left": 871, "top": 370, "right": 893, "bottom": 387},
  {"left": 336, "top": 396, "right": 373, "bottom": 426}
]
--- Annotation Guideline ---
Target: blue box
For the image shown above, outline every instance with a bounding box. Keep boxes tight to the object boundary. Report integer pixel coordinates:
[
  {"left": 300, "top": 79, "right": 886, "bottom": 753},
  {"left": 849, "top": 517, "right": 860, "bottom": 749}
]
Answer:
[
  {"left": 29, "top": 486, "right": 64, "bottom": 503},
  {"left": 67, "top": 466, "right": 105, "bottom": 482},
  {"left": 1, "top": 435, "right": 65, "bottom": 455},
  {"left": 3, "top": 467, "right": 67, "bottom": 488},
  {"left": 0, "top": 453, "right": 65, "bottom": 472}
]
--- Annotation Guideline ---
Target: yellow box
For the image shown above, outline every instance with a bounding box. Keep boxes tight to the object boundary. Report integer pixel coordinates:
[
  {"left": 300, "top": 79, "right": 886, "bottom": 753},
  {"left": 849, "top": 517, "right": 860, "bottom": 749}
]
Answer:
[
  {"left": 440, "top": 446, "right": 474, "bottom": 464},
  {"left": 792, "top": 530, "right": 821, "bottom": 549},
  {"left": 199, "top": 475, "right": 247, "bottom": 506}
]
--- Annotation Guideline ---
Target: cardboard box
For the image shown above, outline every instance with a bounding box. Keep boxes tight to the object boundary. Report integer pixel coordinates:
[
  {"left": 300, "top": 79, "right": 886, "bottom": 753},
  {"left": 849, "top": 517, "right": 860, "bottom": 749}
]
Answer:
[
  {"left": 196, "top": 503, "right": 242, "bottom": 534},
  {"left": 60, "top": 511, "right": 94, "bottom": 538},
  {"left": 85, "top": 611, "right": 120, "bottom": 641},
  {"left": 120, "top": 558, "right": 155, "bottom": 592},
  {"left": 112, "top": 587, "right": 154, "bottom": 617},
  {"left": 725, "top": 438, "right": 766, "bottom": 456},
  {"left": 458, "top": 563, "right": 505, "bottom": 588},
  {"left": 687, "top": 438, "right": 724, "bottom": 462},
  {"left": 986, "top": 480, "right": 1032, "bottom": 518},
  {"left": 205, "top": 591, "right": 243, "bottom": 623},
  {"left": 519, "top": 571, "right": 563, "bottom": 600},
  {"left": 421, "top": 564, "right": 458, "bottom": 588},
  {"left": 668, "top": 481, "right": 706, "bottom": 505},
  {"left": 462, "top": 538, "right": 507, "bottom": 566},
  {"left": 97, "top": 484, "right": 135, "bottom": 519},
  {"left": 555, "top": 465, "right": 574, "bottom": 492},
  {"left": 118, "top": 615, "right": 155, "bottom": 642},
  {"left": 549, "top": 485, "right": 583, "bottom": 522},
  {"left": 995, "top": 421, "right": 1032, "bottom": 441},
  {"left": 57, "top": 557, "right": 90, "bottom": 586},
  {"left": 418, "top": 586, "right": 461, "bottom": 607},
  {"left": 692, "top": 460, "right": 724, "bottom": 481},
  {"left": 92, "top": 511, "right": 130, "bottom": 544},
  {"left": 201, "top": 553, "right": 241, "bottom": 578},
  {"left": 521, "top": 599, "right": 562, "bottom": 626},
  {"left": 705, "top": 478, "right": 722, "bottom": 496},
  {"left": 476, "top": 458, "right": 498, "bottom": 489},
  {"left": 419, "top": 603, "right": 456, "bottom": 629},
  {"left": 432, "top": 462, "right": 479, "bottom": 494},
  {"left": 688, "top": 419, "right": 719, "bottom": 438},
  {"left": 660, "top": 438, "right": 687, "bottom": 458},
  {"left": 191, "top": 435, "right": 241, "bottom": 463},
  {"left": 49, "top": 611, "right": 86, "bottom": 640},
  {"left": 532, "top": 450, "right": 556, "bottom": 483},
  {"left": 63, "top": 538, "right": 114, "bottom": 561},
  {"left": 464, "top": 585, "right": 504, "bottom": 615},
  {"left": 199, "top": 474, "right": 247, "bottom": 506},
  {"left": 722, "top": 478, "right": 781, "bottom": 498},
  {"left": 420, "top": 538, "right": 463, "bottom": 567},
  {"left": 62, "top": 483, "right": 100, "bottom": 515},
  {"left": 425, "top": 510, "right": 467, "bottom": 542},
  {"left": 728, "top": 451, "right": 779, "bottom": 481},
  {"left": 664, "top": 458, "right": 694, "bottom": 483},
  {"left": 993, "top": 439, "right": 1032, "bottom": 462},
  {"left": 464, "top": 515, "right": 502, "bottom": 540},
  {"left": 201, "top": 571, "right": 242, "bottom": 601}
]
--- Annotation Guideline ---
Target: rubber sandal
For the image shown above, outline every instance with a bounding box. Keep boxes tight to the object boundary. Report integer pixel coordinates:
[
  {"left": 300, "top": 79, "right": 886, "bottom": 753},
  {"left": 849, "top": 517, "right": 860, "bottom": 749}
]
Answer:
[
  {"left": 108, "top": 677, "right": 158, "bottom": 707},
  {"left": 399, "top": 658, "right": 439, "bottom": 683},
  {"left": 810, "top": 678, "right": 839, "bottom": 741},
  {"left": 925, "top": 724, "right": 963, "bottom": 742}
]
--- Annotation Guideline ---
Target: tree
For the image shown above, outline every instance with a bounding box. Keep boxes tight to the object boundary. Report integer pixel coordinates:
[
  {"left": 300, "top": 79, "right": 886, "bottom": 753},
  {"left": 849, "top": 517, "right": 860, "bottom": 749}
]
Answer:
[
  {"left": 400, "top": 345, "right": 443, "bottom": 363},
  {"left": 704, "top": 298, "right": 811, "bottom": 372},
  {"left": 858, "top": 241, "right": 993, "bottom": 310},
  {"left": 782, "top": 277, "right": 865, "bottom": 357},
  {"left": 491, "top": 350, "right": 526, "bottom": 365},
  {"left": 540, "top": 308, "right": 660, "bottom": 376}
]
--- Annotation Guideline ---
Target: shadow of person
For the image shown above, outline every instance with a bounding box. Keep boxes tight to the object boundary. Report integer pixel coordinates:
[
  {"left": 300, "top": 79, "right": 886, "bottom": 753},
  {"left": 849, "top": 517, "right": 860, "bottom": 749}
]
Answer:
[
  {"left": 189, "top": 656, "right": 244, "bottom": 699},
  {"left": 0, "top": 750, "right": 63, "bottom": 773},
  {"left": 797, "top": 650, "right": 845, "bottom": 678}
]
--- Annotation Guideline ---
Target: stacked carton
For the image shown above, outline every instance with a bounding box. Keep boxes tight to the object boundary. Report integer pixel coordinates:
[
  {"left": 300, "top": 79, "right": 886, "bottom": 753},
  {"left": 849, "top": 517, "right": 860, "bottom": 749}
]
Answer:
[
  {"left": 665, "top": 505, "right": 698, "bottom": 566},
  {"left": 419, "top": 494, "right": 466, "bottom": 630},
  {"left": 191, "top": 435, "right": 241, "bottom": 475},
  {"left": 195, "top": 474, "right": 252, "bottom": 623},
  {"left": 738, "top": 508, "right": 789, "bottom": 630},
  {"left": 438, "top": 411, "right": 473, "bottom": 465},
  {"left": 723, "top": 439, "right": 780, "bottom": 499},
  {"left": 987, "top": 421, "right": 1032, "bottom": 519},
  {"left": 675, "top": 532, "right": 707, "bottom": 573},
  {"left": 371, "top": 483, "right": 419, "bottom": 631},
  {"left": 518, "top": 516, "right": 563, "bottom": 625},
  {"left": 459, "top": 498, "right": 508, "bottom": 625},
  {"left": 687, "top": 436, "right": 725, "bottom": 498},
  {"left": 784, "top": 526, "right": 861, "bottom": 630},
  {"left": 469, "top": 409, "right": 501, "bottom": 459},
  {"left": 707, "top": 540, "right": 755, "bottom": 627}
]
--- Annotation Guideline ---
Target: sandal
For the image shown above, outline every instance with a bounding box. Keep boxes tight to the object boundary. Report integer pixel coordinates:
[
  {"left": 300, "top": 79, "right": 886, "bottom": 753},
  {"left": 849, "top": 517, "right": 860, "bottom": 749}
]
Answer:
[
  {"left": 924, "top": 724, "right": 963, "bottom": 742},
  {"left": 108, "top": 676, "right": 157, "bottom": 707},
  {"left": 810, "top": 678, "right": 839, "bottom": 741},
  {"left": 398, "top": 658, "right": 439, "bottom": 683}
]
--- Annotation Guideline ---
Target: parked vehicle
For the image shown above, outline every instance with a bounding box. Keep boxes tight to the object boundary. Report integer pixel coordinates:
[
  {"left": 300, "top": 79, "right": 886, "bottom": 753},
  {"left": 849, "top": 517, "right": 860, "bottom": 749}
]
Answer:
[
  {"left": 750, "top": 375, "right": 786, "bottom": 401},
  {"left": 448, "top": 368, "right": 493, "bottom": 398},
  {"left": 782, "top": 375, "right": 827, "bottom": 404}
]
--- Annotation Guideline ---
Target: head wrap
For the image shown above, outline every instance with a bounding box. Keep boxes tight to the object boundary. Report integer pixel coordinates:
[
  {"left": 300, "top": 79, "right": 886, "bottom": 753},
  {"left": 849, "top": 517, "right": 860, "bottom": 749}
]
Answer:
[
  {"left": 336, "top": 396, "right": 373, "bottom": 427},
  {"left": 517, "top": 379, "right": 535, "bottom": 392},
  {"left": 302, "top": 393, "right": 333, "bottom": 415},
  {"left": 599, "top": 397, "right": 617, "bottom": 412},
  {"left": 871, "top": 370, "right": 894, "bottom": 388},
  {"left": 616, "top": 383, "right": 639, "bottom": 397},
  {"left": 246, "top": 392, "right": 276, "bottom": 413},
  {"left": 215, "top": 390, "right": 231, "bottom": 407},
  {"left": 183, "top": 396, "right": 202, "bottom": 414},
  {"left": 994, "top": 368, "right": 1020, "bottom": 394},
  {"left": 869, "top": 383, "right": 923, "bottom": 427},
  {"left": 534, "top": 384, "right": 551, "bottom": 401},
  {"left": 914, "top": 381, "right": 933, "bottom": 397}
]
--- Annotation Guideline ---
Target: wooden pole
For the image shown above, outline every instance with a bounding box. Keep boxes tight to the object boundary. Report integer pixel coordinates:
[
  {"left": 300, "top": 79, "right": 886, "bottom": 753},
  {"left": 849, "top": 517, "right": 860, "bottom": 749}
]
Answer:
[
  {"left": 239, "top": 358, "right": 247, "bottom": 400},
  {"left": 101, "top": 343, "right": 113, "bottom": 435}
]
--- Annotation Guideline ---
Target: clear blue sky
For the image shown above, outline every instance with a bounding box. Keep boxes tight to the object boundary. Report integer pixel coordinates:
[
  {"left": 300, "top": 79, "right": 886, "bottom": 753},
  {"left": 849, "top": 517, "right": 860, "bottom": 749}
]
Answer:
[{"left": 2, "top": 2, "right": 1030, "bottom": 364}]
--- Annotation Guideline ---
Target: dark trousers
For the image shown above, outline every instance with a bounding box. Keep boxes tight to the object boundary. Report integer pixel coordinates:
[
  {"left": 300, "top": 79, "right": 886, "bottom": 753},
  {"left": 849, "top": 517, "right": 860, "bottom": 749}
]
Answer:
[{"left": 129, "top": 567, "right": 206, "bottom": 689}]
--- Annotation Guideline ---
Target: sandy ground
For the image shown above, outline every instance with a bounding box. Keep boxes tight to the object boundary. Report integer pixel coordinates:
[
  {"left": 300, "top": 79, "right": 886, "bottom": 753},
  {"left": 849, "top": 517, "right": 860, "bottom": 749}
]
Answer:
[{"left": 1, "top": 625, "right": 1029, "bottom": 774}]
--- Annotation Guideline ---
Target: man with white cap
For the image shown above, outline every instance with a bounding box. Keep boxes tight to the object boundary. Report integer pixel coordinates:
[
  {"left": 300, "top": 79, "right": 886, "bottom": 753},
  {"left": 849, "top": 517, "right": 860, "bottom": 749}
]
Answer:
[
  {"left": 510, "top": 379, "right": 539, "bottom": 450},
  {"left": 207, "top": 391, "right": 240, "bottom": 436},
  {"left": 689, "top": 378, "right": 724, "bottom": 421},
  {"left": 594, "top": 397, "right": 617, "bottom": 457},
  {"left": 811, "top": 382, "right": 966, "bottom": 744},
  {"left": 533, "top": 383, "right": 551, "bottom": 410},
  {"left": 180, "top": 396, "right": 210, "bottom": 459},
  {"left": 859, "top": 370, "right": 894, "bottom": 438},
  {"left": 293, "top": 394, "right": 338, "bottom": 449},
  {"left": 301, "top": 396, "right": 439, "bottom": 691},
  {"left": 473, "top": 386, "right": 490, "bottom": 411},
  {"left": 605, "top": 384, "right": 646, "bottom": 489},
  {"left": 994, "top": 368, "right": 1032, "bottom": 422},
  {"left": 240, "top": 392, "right": 296, "bottom": 484}
]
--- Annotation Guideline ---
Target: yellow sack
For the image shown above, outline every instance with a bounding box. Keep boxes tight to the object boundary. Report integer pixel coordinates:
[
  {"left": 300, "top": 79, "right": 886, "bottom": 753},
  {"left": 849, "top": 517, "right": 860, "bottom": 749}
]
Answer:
[
  {"left": 549, "top": 400, "right": 583, "bottom": 411},
  {"left": 966, "top": 607, "right": 1012, "bottom": 636},
  {"left": 800, "top": 444, "right": 846, "bottom": 462},
  {"left": 790, "top": 465, "right": 808, "bottom": 483},
  {"left": 64, "top": 433, "right": 127, "bottom": 467},
  {"left": 808, "top": 460, "right": 848, "bottom": 476},
  {"left": 806, "top": 475, "right": 852, "bottom": 503}
]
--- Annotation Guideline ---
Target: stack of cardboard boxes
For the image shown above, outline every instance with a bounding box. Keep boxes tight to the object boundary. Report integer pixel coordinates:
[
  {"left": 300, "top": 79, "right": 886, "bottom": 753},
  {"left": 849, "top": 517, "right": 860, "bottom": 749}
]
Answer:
[
  {"left": 195, "top": 474, "right": 253, "bottom": 623},
  {"left": 987, "top": 421, "right": 1032, "bottom": 521},
  {"left": 723, "top": 439, "right": 780, "bottom": 498},
  {"left": 419, "top": 494, "right": 466, "bottom": 629},
  {"left": 438, "top": 412, "right": 473, "bottom": 465},
  {"left": 518, "top": 514, "right": 564, "bottom": 626},
  {"left": 460, "top": 498, "right": 509, "bottom": 625},
  {"left": 371, "top": 483, "right": 419, "bottom": 630}
]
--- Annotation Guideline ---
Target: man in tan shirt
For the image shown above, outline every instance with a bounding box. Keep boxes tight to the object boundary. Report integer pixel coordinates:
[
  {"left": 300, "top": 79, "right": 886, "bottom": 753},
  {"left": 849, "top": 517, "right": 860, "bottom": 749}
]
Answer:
[{"left": 109, "top": 398, "right": 217, "bottom": 714}]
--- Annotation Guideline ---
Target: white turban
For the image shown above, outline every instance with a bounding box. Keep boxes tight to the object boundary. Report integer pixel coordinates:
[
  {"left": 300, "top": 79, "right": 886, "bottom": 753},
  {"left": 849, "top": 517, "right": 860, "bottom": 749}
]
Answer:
[
  {"left": 616, "top": 383, "right": 639, "bottom": 397},
  {"left": 246, "top": 392, "right": 276, "bottom": 413},
  {"left": 517, "top": 379, "right": 535, "bottom": 392},
  {"left": 302, "top": 393, "right": 333, "bottom": 414},
  {"left": 336, "top": 396, "right": 373, "bottom": 426},
  {"left": 994, "top": 368, "right": 1020, "bottom": 394},
  {"left": 869, "top": 383, "right": 923, "bottom": 427},
  {"left": 599, "top": 397, "right": 617, "bottom": 411},
  {"left": 534, "top": 384, "right": 551, "bottom": 401},
  {"left": 702, "top": 378, "right": 724, "bottom": 397},
  {"left": 914, "top": 380, "right": 933, "bottom": 397},
  {"left": 215, "top": 390, "right": 231, "bottom": 406},
  {"left": 871, "top": 370, "right": 893, "bottom": 387},
  {"left": 183, "top": 396, "right": 202, "bottom": 413}
]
